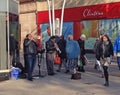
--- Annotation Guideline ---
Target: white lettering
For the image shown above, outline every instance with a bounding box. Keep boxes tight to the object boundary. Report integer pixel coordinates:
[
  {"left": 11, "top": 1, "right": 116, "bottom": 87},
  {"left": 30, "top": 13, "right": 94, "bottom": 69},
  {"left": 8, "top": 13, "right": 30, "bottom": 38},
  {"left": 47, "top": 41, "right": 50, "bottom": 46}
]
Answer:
[{"left": 83, "top": 9, "right": 104, "bottom": 18}]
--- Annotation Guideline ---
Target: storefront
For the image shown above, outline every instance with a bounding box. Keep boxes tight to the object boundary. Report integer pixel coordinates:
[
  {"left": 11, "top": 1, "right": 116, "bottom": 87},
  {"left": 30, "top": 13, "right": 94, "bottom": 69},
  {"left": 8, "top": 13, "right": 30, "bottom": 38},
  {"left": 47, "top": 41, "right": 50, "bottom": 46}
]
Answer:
[
  {"left": 37, "top": 2, "right": 120, "bottom": 50},
  {"left": 0, "top": 0, "right": 18, "bottom": 80}
]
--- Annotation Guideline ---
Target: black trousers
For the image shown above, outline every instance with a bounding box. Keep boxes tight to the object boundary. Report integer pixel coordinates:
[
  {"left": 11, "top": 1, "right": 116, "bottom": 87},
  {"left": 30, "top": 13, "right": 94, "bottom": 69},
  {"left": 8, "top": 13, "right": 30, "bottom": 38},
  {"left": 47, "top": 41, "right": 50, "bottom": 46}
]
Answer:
[
  {"left": 103, "top": 66, "right": 109, "bottom": 82},
  {"left": 24, "top": 54, "right": 28, "bottom": 73},
  {"left": 46, "top": 53, "right": 54, "bottom": 75}
]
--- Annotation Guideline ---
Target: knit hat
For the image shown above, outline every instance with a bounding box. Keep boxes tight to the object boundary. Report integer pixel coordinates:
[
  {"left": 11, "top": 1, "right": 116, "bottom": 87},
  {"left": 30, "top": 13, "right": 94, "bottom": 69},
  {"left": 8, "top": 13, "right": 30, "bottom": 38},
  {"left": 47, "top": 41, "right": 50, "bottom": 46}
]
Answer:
[{"left": 80, "top": 34, "right": 86, "bottom": 39}]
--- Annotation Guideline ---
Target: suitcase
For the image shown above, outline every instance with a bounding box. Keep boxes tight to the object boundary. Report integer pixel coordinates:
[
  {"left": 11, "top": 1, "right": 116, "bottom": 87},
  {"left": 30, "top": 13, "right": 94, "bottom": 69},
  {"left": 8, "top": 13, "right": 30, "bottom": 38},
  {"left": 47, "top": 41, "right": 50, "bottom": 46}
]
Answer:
[{"left": 71, "top": 72, "right": 81, "bottom": 80}]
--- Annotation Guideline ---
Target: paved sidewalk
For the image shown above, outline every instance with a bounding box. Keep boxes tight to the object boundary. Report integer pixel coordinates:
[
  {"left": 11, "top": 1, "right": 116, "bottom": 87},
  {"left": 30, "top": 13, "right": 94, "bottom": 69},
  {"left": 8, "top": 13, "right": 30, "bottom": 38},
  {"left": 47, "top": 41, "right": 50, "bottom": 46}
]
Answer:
[{"left": 0, "top": 54, "right": 120, "bottom": 95}]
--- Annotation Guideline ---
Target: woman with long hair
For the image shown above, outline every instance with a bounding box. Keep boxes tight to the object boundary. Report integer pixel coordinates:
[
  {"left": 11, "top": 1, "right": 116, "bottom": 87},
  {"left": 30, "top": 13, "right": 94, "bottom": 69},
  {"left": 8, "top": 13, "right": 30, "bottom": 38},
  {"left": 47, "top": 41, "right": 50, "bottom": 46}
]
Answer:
[{"left": 99, "top": 34, "right": 113, "bottom": 87}]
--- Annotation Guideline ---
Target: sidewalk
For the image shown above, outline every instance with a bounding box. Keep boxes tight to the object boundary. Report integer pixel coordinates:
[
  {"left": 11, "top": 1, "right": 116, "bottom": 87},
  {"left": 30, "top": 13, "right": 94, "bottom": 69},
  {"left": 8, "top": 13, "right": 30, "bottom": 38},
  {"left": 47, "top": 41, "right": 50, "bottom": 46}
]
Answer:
[{"left": 0, "top": 54, "right": 120, "bottom": 95}]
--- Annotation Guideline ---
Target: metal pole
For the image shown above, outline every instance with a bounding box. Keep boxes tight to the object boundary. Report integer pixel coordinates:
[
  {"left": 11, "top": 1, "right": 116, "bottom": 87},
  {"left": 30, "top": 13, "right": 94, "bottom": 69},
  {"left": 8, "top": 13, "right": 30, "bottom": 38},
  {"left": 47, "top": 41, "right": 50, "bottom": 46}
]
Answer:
[
  {"left": 7, "top": 0, "right": 10, "bottom": 69},
  {"left": 52, "top": 0, "right": 55, "bottom": 35},
  {"left": 60, "top": 0, "right": 66, "bottom": 36},
  {"left": 47, "top": 0, "right": 53, "bottom": 36}
]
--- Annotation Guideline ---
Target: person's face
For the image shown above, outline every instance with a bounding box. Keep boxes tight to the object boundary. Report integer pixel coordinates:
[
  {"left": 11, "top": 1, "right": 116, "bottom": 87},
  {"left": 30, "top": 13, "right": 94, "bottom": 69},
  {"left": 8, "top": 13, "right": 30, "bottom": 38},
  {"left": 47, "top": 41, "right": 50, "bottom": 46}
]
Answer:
[
  {"left": 81, "top": 37, "right": 86, "bottom": 41},
  {"left": 28, "top": 34, "right": 32, "bottom": 40},
  {"left": 51, "top": 38, "right": 55, "bottom": 42},
  {"left": 47, "top": 27, "right": 51, "bottom": 36},
  {"left": 103, "top": 36, "right": 108, "bottom": 42}
]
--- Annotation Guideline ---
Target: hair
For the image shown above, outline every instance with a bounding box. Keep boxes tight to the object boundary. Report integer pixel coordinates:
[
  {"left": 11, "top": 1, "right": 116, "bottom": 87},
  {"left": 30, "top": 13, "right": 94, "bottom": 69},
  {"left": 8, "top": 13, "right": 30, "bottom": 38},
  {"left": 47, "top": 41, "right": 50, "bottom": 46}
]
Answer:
[
  {"left": 60, "top": 35, "right": 64, "bottom": 39},
  {"left": 26, "top": 34, "right": 30, "bottom": 38},
  {"left": 68, "top": 35, "right": 73, "bottom": 40},
  {"left": 102, "top": 34, "right": 111, "bottom": 43},
  {"left": 50, "top": 36, "right": 56, "bottom": 40}
]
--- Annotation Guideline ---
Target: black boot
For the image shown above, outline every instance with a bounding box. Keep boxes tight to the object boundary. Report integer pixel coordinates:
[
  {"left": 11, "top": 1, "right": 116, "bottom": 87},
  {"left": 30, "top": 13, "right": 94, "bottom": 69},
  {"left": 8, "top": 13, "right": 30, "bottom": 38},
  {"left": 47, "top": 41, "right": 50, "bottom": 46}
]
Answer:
[
  {"left": 119, "top": 66, "right": 120, "bottom": 70},
  {"left": 94, "top": 64, "right": 98, "bottom": 69},
  {"left": 78, "top": 66, "right": 85, "bottom": 72},
  {"left": 104, "top": 81, "right": 109, "bottom": 87}
]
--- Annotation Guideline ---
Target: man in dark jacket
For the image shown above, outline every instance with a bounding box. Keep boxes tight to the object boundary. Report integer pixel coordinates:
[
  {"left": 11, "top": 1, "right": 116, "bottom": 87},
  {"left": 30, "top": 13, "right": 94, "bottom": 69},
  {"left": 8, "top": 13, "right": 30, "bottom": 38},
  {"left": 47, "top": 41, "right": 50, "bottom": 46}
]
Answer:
[
  {"left": 94, "top": 34, "right": 104, "bottom": 78},
  {"left": 56, "top": 35, "right": 67, "bottom": 72},
  {"left": 10, "top": 34, "right": 16, "bottom": 63},
  {"left": 24, "top": 34, "right": 38, "bottom": 81},
  {"left": 46, "top": 36, "right": 57, "bottom": 75},
  {"left": 23, "top": 34, "right": 29, "bottom": 73}
]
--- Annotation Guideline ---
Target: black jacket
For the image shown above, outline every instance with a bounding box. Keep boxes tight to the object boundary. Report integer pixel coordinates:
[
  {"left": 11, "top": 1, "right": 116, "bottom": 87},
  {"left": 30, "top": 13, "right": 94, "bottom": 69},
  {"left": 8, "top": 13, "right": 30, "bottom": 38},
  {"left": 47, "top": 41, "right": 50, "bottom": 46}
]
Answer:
[
  {"left": 24, "top": 39, "right": 38, "bottom": 55},
  {"left": 57, "top": 38, "right": 66, "bottom": 59},
  {"left": 77, "top": 38, "right": 85, "bottom": 55},
  {"left": 10, "top": 36, "right": 16, "bottom": 53},
  {"left": 46, "top": 40, "right": 56, "bottom": 53},
  {"left": 94, "top": 40, "right": 103, "bottom": 60},
  {"left": 99, "top": 42, "right": 113, "bottom": 58}
]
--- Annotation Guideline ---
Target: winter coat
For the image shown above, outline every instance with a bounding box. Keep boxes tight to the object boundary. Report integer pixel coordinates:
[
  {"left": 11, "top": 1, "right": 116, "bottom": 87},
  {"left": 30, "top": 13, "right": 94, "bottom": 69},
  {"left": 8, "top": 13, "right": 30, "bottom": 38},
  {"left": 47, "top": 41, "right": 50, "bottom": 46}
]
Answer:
[
  {"left": 94, "top": 39, "right": 103, "bottom": 60},
  {"left": 46, "top": 39, "right": 56, "bottom": 53},
  {"left": 57, "top": 38, "right": 67, "bottom": 59},
  {"left": 10, "top": 36, "right": 16, "bottom": 55},
  {"left": 99, "top": 42, "right": 113, "bottom": 58},
  {"left": 66, "top": 40, "right": 80, "bottom": 59},
  {"left": 114, "top": 37, "right": 120, "bottom": 53},
  {"left": 24, "top": 39, "right": 38, "bottom": 55},
  {"left": 77, "top": 38, "right": 85, "bottom": 55}
]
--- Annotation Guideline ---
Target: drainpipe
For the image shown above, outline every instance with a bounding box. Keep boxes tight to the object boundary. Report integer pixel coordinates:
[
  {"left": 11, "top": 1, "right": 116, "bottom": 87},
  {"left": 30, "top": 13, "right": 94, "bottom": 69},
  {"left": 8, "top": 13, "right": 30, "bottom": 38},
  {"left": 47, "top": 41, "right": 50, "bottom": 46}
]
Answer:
[
  {"left": 60, "top": 0, "right": 66, "bottom": 36},
  {"left": 7, "top": 0, "right": 10, "bottom": 69},
  {"left": 47, "top": 0, "right": 52, "bottom": 36},
  {"left": 52, "top": 0, "right": 55, "bottom": 35}
]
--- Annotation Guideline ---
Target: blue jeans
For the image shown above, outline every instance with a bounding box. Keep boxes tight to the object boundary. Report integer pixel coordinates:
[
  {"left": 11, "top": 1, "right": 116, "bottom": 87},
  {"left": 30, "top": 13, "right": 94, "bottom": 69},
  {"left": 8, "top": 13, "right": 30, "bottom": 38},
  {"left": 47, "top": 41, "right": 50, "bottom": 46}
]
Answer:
[
  {"left": 117, "top": 57, "right": 120, "bottom": 70},
  {"left": 27, "top": 55, "right": 36, "bottom": 79},
  {"left": 67, "top": 58, "right": 78, "bottom": 70}
]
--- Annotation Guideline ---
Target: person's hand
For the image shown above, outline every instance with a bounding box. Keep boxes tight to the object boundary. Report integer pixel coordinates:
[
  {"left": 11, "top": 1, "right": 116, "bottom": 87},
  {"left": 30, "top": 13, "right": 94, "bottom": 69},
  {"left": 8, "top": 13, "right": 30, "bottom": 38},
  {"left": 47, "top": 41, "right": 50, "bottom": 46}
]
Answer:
[
  {"left": 54, "top": 43, "right": 58, "bottom": 48},
  {"left": 114, "top": 53, "right": 117, "bottom": 58}
]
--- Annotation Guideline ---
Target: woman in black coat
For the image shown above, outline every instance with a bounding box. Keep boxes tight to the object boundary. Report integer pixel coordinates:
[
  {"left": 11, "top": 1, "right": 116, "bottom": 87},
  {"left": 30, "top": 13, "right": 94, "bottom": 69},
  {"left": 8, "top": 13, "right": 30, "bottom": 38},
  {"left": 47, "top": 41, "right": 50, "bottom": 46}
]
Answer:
[
  {"left": 56, "top": 35, "right": 67, "bottom": 72},
  {"left": 77, "top": 34, "right": 86, "bottom": 72},
  {"left": 99, "top": 34, "right": 113, "bottom": 87}
]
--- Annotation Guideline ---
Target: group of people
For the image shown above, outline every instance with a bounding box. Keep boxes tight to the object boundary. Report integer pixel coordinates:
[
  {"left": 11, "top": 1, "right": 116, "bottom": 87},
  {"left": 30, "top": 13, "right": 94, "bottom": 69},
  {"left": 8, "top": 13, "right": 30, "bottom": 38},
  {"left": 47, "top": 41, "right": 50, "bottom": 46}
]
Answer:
[
  {"left": 13, "top": 32, "right": 120, "bottom": 87},
  {"left": 47, "top": 34, "right": 87, "bottom": 75},
  {"left": 22, "top": 33, "right": 86, "bottom": 81}
]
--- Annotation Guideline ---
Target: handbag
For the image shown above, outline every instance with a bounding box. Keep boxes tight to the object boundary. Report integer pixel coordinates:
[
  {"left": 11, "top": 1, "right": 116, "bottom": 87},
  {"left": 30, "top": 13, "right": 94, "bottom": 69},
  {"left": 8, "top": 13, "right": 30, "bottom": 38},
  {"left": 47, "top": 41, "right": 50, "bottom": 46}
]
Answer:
[
  {"left": 100, "top": 57, "right": 111, "bottom": 66},
  {"left": 71, "top": 72, "right": 81, "bottom": 80},
  {"left": 54, "top": 54, "right": 61, "bottom": 65}
]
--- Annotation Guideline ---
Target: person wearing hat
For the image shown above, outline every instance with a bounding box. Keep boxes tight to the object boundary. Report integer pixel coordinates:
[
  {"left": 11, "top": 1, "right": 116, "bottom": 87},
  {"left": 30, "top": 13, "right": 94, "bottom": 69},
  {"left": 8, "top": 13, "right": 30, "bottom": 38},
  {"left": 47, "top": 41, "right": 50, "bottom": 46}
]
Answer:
[
  {"left": 66, "top": 35, "right": 80, "bottom": 74},
  {"left": 77, "top": 34, "right": 86, "bottom": 72}
]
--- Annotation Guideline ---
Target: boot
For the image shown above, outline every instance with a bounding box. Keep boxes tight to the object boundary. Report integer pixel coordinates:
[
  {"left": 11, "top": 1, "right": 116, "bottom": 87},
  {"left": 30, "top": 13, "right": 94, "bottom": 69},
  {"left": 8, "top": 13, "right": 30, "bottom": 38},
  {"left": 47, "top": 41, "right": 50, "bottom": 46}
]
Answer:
[
  {"left": 119, "top": 66, "right": 120, "bottom": 70},
  {"left": 100, "top": 73, "right": 104, "bottom": 78},
  {"left": 78, "top": 66, "right": 85, "bottom": 72},
  {"left": 94, "top": 64, "right": 98, "bottom": 69},
  {"left": 104, "top": 81, "right": 109, "bottom": 87},
  {"left": 78, "top": 66, "right": 81, "bottom": 71}
]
